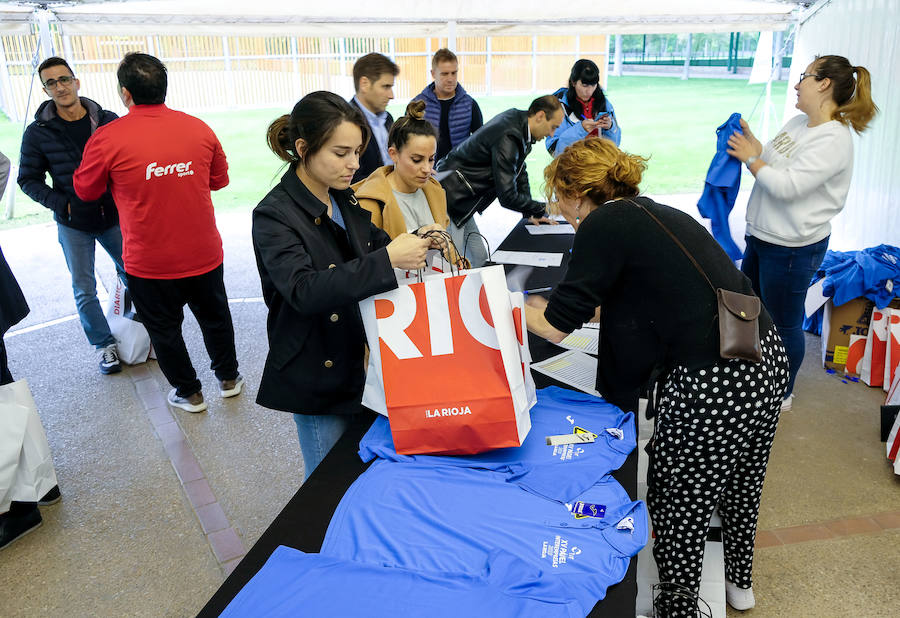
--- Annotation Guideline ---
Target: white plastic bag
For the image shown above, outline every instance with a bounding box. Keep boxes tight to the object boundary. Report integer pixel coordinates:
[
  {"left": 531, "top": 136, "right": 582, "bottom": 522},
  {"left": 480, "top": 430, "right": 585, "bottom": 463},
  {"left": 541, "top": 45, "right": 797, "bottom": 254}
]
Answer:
[
  {"left": 0, "top": 379, "right": 58, "bottom": 512},
  {"left": 104, "top": 277, "right": 152, "bottom": 364}
]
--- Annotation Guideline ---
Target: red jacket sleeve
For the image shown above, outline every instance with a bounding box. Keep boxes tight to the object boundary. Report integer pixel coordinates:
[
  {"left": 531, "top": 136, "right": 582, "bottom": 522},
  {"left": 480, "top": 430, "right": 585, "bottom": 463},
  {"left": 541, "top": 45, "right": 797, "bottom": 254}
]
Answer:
[
  {"left": 73, "top": 131, "right": 111, "bottom": 202},
  {"left": 209, "top": 136, "right": 229, "bottom": 191}
]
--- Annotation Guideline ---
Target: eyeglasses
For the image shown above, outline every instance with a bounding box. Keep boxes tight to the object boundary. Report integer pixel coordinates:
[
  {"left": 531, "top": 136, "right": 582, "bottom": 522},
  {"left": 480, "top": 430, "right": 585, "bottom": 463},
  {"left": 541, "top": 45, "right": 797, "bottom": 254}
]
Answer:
[
  {"left": 42, "top": 75, "right": 75, "bottom": 89},
  {"left": 799, "top": 72, "right": 821, "bottom": 82}
]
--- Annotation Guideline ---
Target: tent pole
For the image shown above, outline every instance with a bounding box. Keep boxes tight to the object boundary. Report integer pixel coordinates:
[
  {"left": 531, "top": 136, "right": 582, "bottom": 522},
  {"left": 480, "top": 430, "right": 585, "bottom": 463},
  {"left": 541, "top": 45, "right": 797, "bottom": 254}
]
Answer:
[
  {"left": 682, "top": 33, "right": 692, "bottom": 80},
  {"left": 614, "top": 34, "right": 623, "bottom": 77}
]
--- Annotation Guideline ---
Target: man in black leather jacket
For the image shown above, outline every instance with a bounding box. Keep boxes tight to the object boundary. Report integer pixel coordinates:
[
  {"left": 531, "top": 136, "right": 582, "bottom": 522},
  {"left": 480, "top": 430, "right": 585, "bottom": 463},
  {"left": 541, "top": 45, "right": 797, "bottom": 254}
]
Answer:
[{"left": 435, "top": 95, "right": 563, "bottom": 266}]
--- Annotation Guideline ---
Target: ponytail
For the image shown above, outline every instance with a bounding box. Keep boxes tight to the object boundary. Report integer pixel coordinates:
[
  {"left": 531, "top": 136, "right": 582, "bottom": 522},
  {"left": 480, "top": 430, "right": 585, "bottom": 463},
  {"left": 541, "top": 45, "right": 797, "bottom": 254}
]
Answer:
[
  {"left": 266, "top": 114, "right": 297, "bottom": 163},
  {"left": 835, "top": 65, "right": 878, "bottom": 134},
  {"left": 814, "top": 55, "right": 879, "bottom": 134}
]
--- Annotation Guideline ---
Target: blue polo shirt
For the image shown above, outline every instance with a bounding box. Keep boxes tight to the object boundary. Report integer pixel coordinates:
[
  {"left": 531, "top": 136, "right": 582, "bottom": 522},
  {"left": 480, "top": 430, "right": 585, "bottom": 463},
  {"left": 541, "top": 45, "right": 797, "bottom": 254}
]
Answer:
[
  {"left": 220, "top": 546, "right": 584, "bottom": 618},
  {"left": 321, "top": 460, "right": 647, "bottom": 615},
  {"left": 358, "top": 386, "right": 636, "bottom": 502}
]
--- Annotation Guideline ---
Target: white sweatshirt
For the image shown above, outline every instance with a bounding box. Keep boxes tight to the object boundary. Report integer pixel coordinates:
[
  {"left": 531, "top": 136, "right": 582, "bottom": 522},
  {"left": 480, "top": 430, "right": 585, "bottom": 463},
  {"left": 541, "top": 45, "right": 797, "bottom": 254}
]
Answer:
[{"left": 745, "top": 114, "right": 854, "bottom": 247}]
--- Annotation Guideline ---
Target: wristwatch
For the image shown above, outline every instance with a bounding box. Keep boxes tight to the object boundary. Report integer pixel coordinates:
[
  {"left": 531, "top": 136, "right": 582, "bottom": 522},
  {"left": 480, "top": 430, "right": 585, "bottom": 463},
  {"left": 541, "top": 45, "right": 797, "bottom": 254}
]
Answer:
[{"left": 745, "top": 155, "right": 759, "bottom": 168}]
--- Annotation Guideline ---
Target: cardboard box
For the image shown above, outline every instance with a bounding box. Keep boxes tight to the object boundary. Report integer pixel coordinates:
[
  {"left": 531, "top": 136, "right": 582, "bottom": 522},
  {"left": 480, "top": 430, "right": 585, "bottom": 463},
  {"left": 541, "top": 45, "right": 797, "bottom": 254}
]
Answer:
[
  {"left": 822, "top": 297, "right": 900, "bottom": 371},
  {"left": 821, "top": 298, "right": 874, "bottom": 370}
]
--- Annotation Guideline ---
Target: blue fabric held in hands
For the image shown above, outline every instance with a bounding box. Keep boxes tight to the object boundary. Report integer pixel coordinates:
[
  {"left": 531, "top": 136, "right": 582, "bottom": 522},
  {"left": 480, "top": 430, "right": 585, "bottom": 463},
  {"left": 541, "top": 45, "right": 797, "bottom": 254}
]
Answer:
[
  {"left": 358, "top": 386, "right": 636, "bottom": 503},
  {"left": 697, "top": 113, "right": 744, "bottom": 261}
]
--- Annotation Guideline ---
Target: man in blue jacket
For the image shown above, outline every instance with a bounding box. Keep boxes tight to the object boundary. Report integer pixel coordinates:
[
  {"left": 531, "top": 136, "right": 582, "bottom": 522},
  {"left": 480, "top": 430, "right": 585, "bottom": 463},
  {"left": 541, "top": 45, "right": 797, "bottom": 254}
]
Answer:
[
  {"left": 413, "top": 48, "right": 483, "bottom": 162},
  {"left": 17, "top": 57, "right": 125, "bottom": 375}
]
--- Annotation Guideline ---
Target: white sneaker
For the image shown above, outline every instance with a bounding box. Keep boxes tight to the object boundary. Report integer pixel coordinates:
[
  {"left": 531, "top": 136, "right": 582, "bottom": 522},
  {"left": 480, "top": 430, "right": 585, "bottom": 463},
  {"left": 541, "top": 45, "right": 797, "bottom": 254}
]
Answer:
[
  {"left": 725, "top": 580, "right": 756, "bottom": 611},
  {"left": 167, "top": 388, "right": 207, "bottom": 413},
  {"left": 219, "top": 374, "right": 244, "bottom": 398},
  {"left": 781, "top": 394, "right": 793, "bottom": 412}
]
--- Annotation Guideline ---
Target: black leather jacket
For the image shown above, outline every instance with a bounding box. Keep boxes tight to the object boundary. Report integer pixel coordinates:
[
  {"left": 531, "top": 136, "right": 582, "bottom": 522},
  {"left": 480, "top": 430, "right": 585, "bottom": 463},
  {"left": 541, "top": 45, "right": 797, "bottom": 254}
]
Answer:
[
  {"left": 435, "top": 108, "right": 546, "bottom": 226},
  {"left": 252, "top": 167, "right": 397, "bottom": 414}
]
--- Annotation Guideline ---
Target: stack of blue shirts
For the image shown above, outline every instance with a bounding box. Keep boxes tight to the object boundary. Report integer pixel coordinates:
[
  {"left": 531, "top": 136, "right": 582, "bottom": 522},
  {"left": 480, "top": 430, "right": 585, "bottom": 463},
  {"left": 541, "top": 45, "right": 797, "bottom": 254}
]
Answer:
[
  {"left": 222, "top": 387, "right": 646, "bottom": 617},
  {"left": 804, "top": 245, "right": 900, "bottom": 334}
]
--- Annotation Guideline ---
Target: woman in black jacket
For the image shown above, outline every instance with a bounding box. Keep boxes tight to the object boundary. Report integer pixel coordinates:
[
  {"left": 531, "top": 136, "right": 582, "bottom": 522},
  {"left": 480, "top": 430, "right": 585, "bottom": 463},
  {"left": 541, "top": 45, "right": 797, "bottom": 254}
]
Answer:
[
  {"left": 525, "top": 138, "right": 789, "bottom": 615},
  {"left": 253, "top": 92, "right": 430, "bottom": 477}
]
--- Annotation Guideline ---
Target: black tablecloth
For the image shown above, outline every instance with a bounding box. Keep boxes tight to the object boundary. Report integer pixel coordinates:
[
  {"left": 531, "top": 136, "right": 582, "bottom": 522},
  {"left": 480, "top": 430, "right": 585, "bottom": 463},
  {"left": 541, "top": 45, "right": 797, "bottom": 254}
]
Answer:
[{"left": 198, "top": 219, "right": 639, "bottom": 618}]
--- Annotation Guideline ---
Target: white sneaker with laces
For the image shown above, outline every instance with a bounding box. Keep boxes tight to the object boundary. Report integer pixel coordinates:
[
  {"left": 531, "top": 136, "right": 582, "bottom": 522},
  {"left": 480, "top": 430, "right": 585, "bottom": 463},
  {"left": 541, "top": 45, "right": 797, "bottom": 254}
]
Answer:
[
  {"left": 781, "top": 394, "right": 793, "bottom": 412},
  {"left": 725, "top": 580, "right": 756, "bottom": 611},
  {"left": 98, "top": 344, "right": 122, "bottom": 375}
]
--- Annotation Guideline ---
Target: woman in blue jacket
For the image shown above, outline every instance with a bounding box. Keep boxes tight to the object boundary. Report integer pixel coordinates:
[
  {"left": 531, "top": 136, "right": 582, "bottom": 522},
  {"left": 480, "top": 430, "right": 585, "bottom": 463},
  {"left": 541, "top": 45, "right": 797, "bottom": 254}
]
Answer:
[{"left": 546, "top": 59, "right": 621, "bottom": 156}]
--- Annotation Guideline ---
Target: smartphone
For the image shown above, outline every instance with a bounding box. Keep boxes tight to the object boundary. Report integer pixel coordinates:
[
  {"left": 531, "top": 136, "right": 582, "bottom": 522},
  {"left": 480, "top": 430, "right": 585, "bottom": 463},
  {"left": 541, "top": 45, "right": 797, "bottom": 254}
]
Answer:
[{"left": 596, "top": 112, "right": 610, "bottom": 119}]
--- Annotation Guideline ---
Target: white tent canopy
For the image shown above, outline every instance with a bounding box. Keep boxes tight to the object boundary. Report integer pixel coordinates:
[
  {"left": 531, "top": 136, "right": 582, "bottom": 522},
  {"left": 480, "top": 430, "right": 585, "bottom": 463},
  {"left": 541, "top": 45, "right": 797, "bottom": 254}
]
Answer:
[{"left": 3, "top": 1, "right": 798, "bottom": 36}]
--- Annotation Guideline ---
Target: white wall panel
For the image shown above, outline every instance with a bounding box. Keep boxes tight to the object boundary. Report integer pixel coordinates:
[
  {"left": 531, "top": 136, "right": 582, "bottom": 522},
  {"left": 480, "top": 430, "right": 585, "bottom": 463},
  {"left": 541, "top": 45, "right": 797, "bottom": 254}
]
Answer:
[{"left": 788, "top": 0, "right": 900, "bottom": 251}]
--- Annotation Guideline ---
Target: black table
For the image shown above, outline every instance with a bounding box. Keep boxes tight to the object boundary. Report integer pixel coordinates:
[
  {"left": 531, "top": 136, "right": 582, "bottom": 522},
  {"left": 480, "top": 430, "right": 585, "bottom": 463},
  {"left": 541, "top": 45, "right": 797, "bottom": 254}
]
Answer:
[{"left": 199, "top": 220, "right": 639, "bottom": 618}]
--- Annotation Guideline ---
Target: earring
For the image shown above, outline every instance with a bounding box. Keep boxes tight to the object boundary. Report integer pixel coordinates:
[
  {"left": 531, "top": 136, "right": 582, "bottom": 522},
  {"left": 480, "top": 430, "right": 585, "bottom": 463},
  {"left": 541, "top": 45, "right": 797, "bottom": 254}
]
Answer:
[{"left": 575, "top": 205, "right": 581, "bottom": 224}]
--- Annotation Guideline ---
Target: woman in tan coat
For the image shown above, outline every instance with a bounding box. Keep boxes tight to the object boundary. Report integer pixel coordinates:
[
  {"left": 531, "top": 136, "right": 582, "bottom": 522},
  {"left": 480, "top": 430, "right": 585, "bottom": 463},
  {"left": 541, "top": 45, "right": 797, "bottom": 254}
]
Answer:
[{"left": 354, "top": 101, "right": 464, "bottom": 264}]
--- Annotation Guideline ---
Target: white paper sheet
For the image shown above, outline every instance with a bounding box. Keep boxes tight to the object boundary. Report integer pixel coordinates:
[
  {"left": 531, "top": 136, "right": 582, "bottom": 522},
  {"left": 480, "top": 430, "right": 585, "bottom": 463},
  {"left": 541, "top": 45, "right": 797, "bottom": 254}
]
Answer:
[
  {"left": 804, "top": 278, "right": 828, "bottom": 318},
  {"left": 491, "top": 250, "right": 564, "bottom": 268},
  {"left": 531, "top": 350, "right": 600, "bottom": 396},
  {"left": 558, "top": 327, "right": 599, "bottom": 355},
  {"left": 525, "top": 224, "right": 575, "bottom": 235}
]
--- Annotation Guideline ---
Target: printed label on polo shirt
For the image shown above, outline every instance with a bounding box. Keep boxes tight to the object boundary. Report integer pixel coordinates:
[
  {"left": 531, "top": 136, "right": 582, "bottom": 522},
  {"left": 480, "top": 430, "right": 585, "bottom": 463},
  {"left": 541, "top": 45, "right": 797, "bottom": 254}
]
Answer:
[
  {"left": 551, "top": 443, "right": 586, "bottom": 461},
  {"left": 145, "top": 160, "right": 194, "bottom": 180},
  {"left": 425, "top": 405, "right": 473, "bottom": 418},
  {"left": 569, "top": 501, "right": 606, "bottom": 519},
  {"left": 540, "top": 535, "right": 581, "bottom": 568}
]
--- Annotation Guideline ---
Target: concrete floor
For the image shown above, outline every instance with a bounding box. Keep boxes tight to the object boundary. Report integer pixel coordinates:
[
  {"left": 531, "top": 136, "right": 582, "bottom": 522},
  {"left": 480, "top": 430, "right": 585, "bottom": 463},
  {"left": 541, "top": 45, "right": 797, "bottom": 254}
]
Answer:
[{"left": 1, "top": 201, "right": 898, "bottom": 617}]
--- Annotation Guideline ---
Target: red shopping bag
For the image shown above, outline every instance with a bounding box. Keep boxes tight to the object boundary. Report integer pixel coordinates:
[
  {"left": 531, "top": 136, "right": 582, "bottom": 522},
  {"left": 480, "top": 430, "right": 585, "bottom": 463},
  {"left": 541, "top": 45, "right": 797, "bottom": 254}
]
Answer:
[{"left": 360, "top": 265, "right": 533, "bottom": 455}]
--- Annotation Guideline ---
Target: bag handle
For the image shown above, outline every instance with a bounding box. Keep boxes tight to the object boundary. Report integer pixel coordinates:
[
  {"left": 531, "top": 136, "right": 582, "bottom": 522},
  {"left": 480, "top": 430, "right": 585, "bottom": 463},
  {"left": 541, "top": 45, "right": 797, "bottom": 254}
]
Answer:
[{"left": 626, "top": 198, "right": 716, "bottom": 293}]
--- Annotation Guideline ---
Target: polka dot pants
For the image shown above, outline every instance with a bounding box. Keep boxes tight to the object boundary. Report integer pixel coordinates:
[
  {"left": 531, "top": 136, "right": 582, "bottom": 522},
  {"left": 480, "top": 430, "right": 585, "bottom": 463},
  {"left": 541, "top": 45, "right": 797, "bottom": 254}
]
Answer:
[{"left": 647, "top": 327, "right": 789, "bottom": 616}]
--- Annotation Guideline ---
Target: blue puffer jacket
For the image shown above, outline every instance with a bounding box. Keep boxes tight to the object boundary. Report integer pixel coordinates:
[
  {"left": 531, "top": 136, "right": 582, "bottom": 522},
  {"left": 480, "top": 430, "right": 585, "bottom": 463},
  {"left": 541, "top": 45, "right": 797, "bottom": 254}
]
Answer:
[
  {"left": 546, "top": 87, "right": 621, "bottom": 155},
  {"left": 414, "top": 82, "right": 478, "bottom": 152},
  {"left": 17, "top": 97, "right": 119, "bottom": 232}
]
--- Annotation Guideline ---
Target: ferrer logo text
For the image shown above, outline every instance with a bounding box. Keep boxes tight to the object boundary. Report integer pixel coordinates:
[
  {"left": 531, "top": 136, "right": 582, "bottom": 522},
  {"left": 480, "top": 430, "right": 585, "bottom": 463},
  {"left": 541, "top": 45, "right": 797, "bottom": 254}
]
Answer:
[
  {"left": 425, "top": 406, "right": 472, "bottom": 418},
  {"left": 146, "top": 161, "right": 194, "bottom": 180}
]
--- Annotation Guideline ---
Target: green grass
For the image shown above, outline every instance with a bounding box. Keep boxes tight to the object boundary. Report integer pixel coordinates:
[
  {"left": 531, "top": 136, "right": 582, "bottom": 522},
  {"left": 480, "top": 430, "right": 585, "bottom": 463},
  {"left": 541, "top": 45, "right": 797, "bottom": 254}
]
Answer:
[{"left": 0, "top": 76, "right": 787, "bottom": 229}]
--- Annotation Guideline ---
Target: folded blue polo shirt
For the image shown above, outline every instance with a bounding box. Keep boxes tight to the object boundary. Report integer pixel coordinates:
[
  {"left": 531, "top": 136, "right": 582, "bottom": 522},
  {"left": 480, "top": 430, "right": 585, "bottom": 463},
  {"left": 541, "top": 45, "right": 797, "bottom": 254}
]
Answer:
[
  {"left": 358, "top": 386, "right": 636, "bottom": 503},
  {"left": 220, "top": 546, "right": 584, "bottom": 618},
  {"left": 321, "top": 460, "right": 647, "bottom": 615}
]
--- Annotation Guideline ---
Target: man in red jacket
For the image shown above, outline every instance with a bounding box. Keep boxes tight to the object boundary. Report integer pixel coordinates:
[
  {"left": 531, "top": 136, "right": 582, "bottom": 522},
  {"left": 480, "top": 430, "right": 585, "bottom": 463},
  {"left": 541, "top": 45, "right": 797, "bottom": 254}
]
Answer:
[{"left": 74, "top": 52, "right": 241, "bottom": 414}]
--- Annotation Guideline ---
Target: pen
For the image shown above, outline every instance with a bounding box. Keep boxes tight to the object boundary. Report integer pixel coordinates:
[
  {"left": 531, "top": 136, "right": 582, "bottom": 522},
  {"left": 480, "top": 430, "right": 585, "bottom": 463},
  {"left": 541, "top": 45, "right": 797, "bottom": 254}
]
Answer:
[{"left": 524, "top": 287, "right": 553, "bottom": 295}]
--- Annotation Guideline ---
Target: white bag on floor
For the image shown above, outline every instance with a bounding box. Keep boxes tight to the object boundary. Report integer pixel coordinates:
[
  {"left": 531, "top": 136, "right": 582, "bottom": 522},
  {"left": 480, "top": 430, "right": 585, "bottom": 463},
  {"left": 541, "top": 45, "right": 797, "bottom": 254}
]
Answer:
[
  {"left": 0, "top": 379, "right": 58, "bottom": 512},
  {"left": 104, "top": 277, "right": 152, "bottom": 365}
]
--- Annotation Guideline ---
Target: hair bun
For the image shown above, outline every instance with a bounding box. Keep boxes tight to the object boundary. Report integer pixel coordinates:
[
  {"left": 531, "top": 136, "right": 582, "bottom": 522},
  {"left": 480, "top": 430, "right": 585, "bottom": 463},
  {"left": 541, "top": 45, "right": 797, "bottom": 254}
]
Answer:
[{"left": 406, "top": 99, "right": 426, "bottom": 121}]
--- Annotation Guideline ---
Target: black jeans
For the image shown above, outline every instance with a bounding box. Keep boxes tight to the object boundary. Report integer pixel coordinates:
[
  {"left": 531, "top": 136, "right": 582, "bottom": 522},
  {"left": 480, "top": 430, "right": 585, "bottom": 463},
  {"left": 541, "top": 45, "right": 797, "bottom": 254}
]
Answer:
[{"left": 127, "top": 264, "right": 238, "bottom": 398}]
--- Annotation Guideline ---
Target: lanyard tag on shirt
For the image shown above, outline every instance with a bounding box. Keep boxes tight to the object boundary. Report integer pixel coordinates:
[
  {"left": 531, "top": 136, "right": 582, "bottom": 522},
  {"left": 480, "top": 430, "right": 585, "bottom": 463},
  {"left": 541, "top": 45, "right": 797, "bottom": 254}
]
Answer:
[
  {"left": 569, "top": 501, "right": 606, "bottom": 519},
  {"left": 546, "top": 433, "right": 595, "bottom": 446}
]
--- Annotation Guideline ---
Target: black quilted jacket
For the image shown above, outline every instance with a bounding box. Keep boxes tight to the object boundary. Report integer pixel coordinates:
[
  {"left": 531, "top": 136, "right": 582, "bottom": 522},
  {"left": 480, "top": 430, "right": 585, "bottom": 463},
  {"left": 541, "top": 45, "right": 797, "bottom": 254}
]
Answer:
[{"left": 17, "top": 97, "right": 119, "bottom": 232}]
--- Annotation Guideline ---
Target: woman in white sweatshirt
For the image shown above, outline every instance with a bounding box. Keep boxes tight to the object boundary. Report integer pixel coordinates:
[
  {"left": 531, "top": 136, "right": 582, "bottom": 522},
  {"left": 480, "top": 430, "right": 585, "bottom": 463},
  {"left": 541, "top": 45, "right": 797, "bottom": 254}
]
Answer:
[{"left": 727, "top": 55, "right": 878, "bottom": 410}]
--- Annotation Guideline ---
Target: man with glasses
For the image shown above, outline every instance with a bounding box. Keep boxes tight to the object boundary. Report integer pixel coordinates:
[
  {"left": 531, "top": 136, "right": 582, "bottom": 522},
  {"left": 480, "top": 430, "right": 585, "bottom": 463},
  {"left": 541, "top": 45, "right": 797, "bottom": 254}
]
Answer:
[{"left": 18, "top": 57, "right": 125, "bottom": 375}]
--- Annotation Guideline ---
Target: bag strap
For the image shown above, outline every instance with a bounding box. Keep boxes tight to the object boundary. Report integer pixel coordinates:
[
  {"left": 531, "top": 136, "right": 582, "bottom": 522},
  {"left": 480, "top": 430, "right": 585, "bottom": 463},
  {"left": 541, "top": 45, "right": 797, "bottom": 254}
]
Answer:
[{"left": 627, "top": 198, "right": 716, "bottom": 293}]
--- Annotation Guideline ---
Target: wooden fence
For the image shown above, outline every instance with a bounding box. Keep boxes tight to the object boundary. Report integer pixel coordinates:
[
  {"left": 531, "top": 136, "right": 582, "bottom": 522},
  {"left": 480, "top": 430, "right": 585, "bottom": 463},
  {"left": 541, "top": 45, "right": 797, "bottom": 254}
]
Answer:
[{"left": 0, "top": 31, "right": 608, "bottom": 122}]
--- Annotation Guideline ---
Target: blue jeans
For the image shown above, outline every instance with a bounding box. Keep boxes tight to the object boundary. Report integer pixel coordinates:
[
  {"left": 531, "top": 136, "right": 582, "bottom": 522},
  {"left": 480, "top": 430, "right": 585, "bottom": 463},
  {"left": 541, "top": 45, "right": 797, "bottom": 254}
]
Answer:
[
  {"left": 293, "top": 413, "right": 357, "bottom": 479},
  {"left": 742, "top": 235, "right": 829, "bottom": 397},
  {"left": 57, "top": 224, "right": 126, "bottom": 349}
]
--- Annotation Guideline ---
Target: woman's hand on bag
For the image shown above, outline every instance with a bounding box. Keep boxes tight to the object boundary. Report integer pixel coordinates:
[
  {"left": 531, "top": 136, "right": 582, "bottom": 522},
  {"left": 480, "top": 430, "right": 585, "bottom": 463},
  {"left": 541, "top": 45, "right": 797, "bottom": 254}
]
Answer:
[
  {"left": 727, "top": 118, "right": 763, "bottom": 162},
  {"left": 387, "top": 233, "right": 431, "bottom": 270},
  {"left": 415, "top": 223, "right": 448, "bottom": 250}
]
